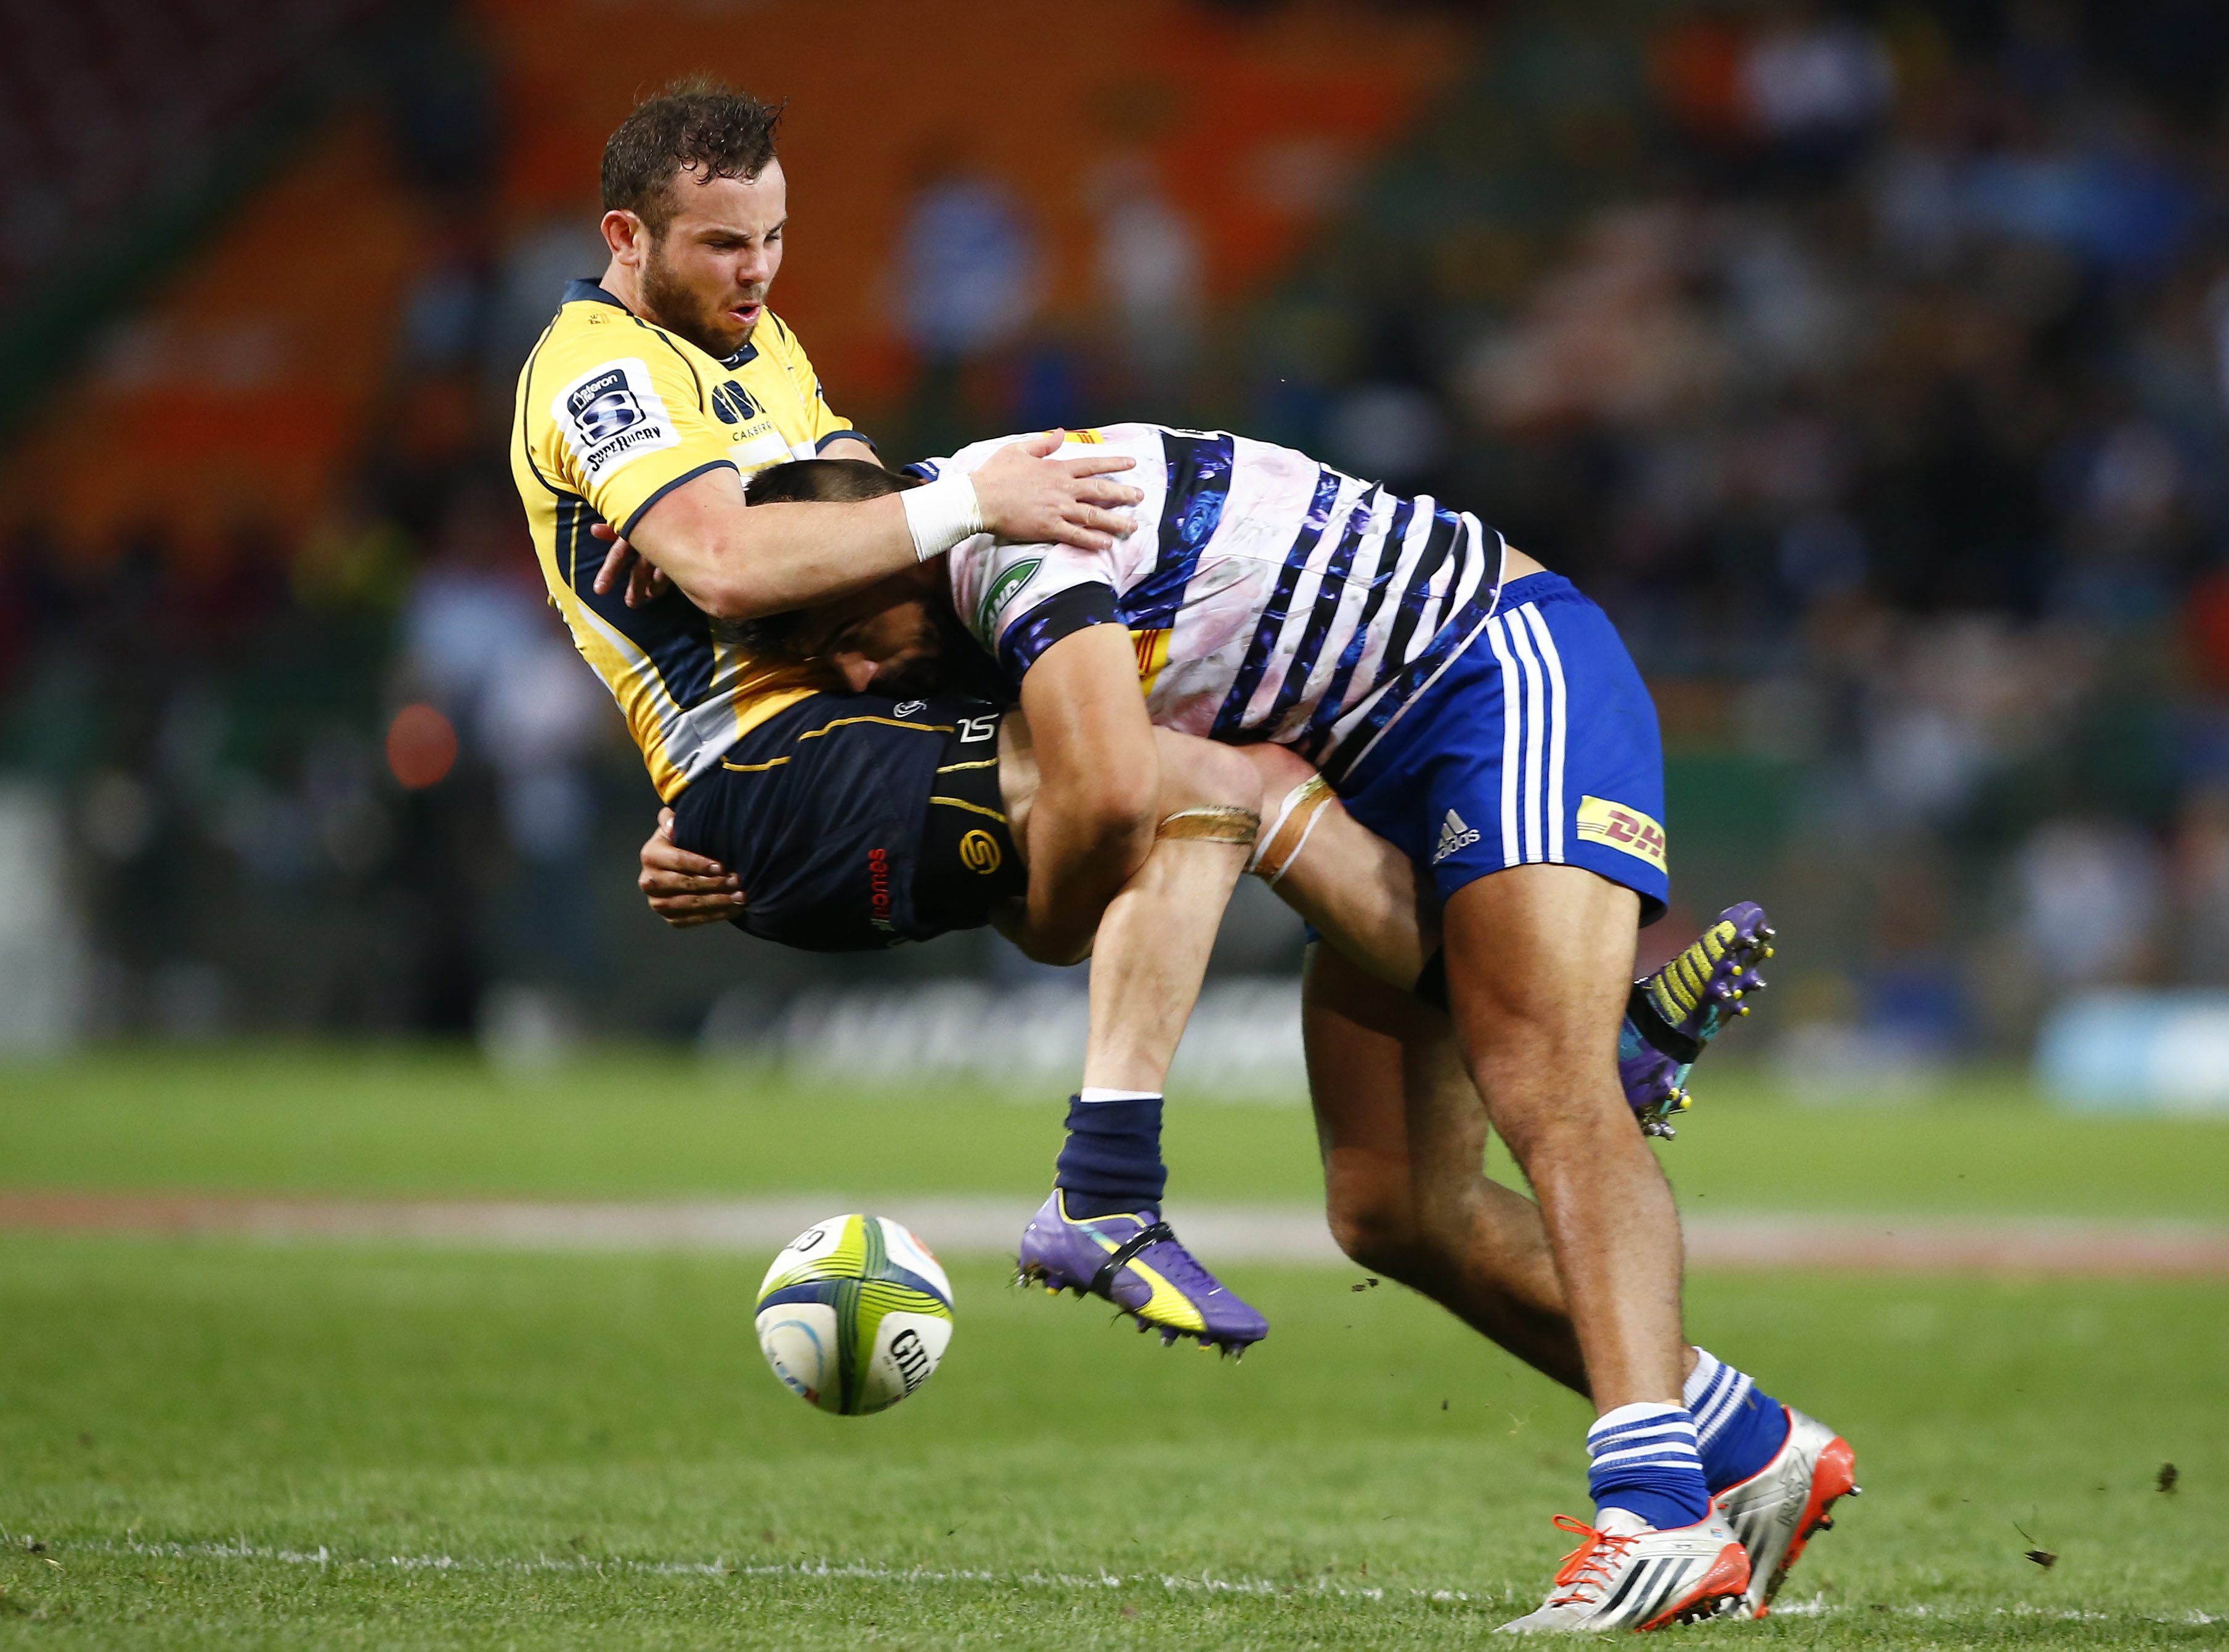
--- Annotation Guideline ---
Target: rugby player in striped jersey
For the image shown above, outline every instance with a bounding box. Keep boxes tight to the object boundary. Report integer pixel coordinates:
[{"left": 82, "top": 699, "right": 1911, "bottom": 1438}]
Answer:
[{"left": 632, "top": 433, "right": 1857, "bottom": 1629}]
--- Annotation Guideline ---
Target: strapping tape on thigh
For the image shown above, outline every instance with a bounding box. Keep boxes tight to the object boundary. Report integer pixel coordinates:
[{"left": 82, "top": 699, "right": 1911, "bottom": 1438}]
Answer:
[
  {"left": 1248, "top": 774, "right": 1333, "bottom": 885},
  {"left": 1156, "top": 806, "right": 1260, "bottom": 846}
]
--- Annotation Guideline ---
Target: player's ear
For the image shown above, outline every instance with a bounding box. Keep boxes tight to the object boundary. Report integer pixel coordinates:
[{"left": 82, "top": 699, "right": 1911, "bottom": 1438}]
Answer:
[
  {"left": 599, "top": 208, "right": 646, "bottom": 264},
  {"left": 827, "top": 649, "right": 881, "bottom": 694}
]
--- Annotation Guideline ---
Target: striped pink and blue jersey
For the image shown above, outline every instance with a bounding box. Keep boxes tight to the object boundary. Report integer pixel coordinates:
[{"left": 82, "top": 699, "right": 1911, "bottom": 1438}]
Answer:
[{"left": 929, "top": 424, "right": 1506, "bottom": 783}]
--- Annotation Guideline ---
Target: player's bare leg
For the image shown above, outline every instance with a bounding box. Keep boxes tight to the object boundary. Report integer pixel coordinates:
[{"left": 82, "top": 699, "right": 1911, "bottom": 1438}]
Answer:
[
  {"left": 1005, "top": 727, "right": 1275, "bottom": 1350},
  {"left": 1415, "top": 867, "right": 1745, "bottom": 1630},
  {"left": 1239, "top": 742, "right": 1772, "bottom": 1138},
  {"left": 1246, "top": 756, "right": 1435, "bottom": 990},
  {"left": 1076, "top": 751, "right": 1260, "bottom": 1095},
  {"left": 1299, "top": 896, "right": 1848, "bottom": 1618},
  {"left": 1441, "top": 867, "right": 1684, "bottom": 1413},
  {"left": 1302, "top": 940, "right": 1588, "bottom": 1391}
]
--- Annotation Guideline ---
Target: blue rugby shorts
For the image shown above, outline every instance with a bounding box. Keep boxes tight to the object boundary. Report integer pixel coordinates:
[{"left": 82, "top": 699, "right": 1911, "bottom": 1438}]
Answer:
[{"left": 1335, "top": 570, "right": 1668, "bottom": 924}]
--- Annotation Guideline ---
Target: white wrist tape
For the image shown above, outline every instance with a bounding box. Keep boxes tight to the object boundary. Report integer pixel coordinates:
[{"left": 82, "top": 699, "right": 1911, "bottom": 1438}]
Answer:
[{"left": 900, "top": 474, "right": 985, "bottom": 562}]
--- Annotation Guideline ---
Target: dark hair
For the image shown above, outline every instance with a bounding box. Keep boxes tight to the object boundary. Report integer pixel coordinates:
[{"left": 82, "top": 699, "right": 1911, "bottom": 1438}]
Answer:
[
  {"left": 728, "top": 461, "right": 922, "bottom": 659},
  {"left": 743, "top": 458, "right": 918, "bottom": 506},
  {"left": 601, "top": 78, "right": 786, "bottom": 234}
]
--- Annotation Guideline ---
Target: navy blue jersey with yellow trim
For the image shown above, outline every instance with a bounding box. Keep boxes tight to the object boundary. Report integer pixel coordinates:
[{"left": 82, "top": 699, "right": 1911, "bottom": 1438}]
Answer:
[{"left": 511, "top": 280, "right": 866, "bottom": 799}]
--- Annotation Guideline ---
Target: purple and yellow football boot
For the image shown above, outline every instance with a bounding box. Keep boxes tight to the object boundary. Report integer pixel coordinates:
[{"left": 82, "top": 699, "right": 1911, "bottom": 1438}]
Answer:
[
  {"left": 1017, "top": 1191, "right": 1269, "bottom": 1354},
  {"left": 1620, "top": 901, "right": 1774, "bottom": 1138}
]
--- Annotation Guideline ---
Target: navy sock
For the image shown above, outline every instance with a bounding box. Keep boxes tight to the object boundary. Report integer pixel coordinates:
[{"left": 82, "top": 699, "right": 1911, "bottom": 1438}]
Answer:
[
  {"left": 1686, "top": 1348, "right": 1792, "bottom": 1493},
  {"left": 1054, "top": 1093, "right": 1166, "bottom": 1217},
  {"left": 1586, "top": 1403, "right": 1711, "bottom": 1531}
]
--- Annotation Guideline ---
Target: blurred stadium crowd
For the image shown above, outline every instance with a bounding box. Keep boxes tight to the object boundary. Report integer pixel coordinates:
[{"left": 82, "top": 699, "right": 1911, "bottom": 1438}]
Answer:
[{"left": 7, "top": 0, "right": 2229, "bottom": 1063}]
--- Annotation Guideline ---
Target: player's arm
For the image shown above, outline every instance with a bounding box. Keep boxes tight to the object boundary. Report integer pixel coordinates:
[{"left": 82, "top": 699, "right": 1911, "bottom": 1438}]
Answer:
[
  {"left": 588, "top": 323, "right": 906, "bottom": 612},
  {"left": 943, "top": 530, "right": 1175, "bottom": 962},
  {"left": 619, "top": 433, "right": 1136, "bottom": 622},
  {"left": 1006, "top": 625, "right": 1160, "bottom": 963},
  {"left": 545, "top": 346, "right": 1139, "bottom": 617},
  {"left": 987, "top": 724, "right": 1435, "bottom": 987},
  {"left": 591, "top": 431, "right": 889, "bottom": 609}
]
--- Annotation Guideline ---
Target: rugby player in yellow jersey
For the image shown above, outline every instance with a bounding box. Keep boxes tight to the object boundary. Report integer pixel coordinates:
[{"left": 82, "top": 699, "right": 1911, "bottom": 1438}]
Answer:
[
  {"left": 516, "top": 84, "right": 1313, "bottom": 1260},
  {"left": 526, "top": 84, "right": 1322, "bottom": 1327},
  {"left": 511, "top": 78, "right": 1144, "bottom": 897},
  {"left": 540, "top": 80, "right": 1382, "bottom": 1352}
]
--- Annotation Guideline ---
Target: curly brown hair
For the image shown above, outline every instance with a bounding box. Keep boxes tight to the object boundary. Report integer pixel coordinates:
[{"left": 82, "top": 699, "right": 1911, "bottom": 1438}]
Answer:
[{"left": 601, "top": 77, "right": 786, "bottom": 235}]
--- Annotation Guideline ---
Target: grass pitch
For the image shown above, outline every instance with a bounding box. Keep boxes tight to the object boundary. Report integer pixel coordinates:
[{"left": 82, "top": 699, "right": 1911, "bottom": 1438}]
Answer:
[
  {"left": 1, "top": 1239, "right": 2223, "bottom": 1648},
  {"left": 2, "top": 1047, "right": 2225, "bottom": 1218},
  {"left": 1, "top": 1048, "right": 2224, "bottom": 1646}
]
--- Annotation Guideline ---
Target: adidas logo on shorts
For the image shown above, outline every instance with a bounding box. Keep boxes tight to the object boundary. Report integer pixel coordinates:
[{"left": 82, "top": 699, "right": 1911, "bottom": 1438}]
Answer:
[{"left": 1432, "top": 808, "right": 1482, "bottom": 865}]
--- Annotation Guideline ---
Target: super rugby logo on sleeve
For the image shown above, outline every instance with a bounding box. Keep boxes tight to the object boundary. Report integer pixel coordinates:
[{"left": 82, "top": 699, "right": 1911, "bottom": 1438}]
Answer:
[
  {"left": 553, "top": 358, "right": 678, "bottom": 479},
  {"left": 1577, "top": 796, "right": 1668, "bottom": 871}
]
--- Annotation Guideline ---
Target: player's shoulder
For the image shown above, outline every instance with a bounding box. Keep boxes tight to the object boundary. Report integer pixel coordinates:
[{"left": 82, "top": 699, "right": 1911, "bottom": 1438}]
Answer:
[
  {"left": 928, "top": 426, "right": 1134, "bottom": 477},
  {"left": 1086, "top": 422, "right": 1161, "bottom": 445},
  {"left": 745, "top": 310, "right": 824, "bottom": 383},
  {"left": 755, "top": 309, "right": 806, "bottom": 356},
  {"left": 530, "top": 283, "right": 715, "bottom": 406},
  {"left": 535, "top": 281, "right": 638, "bottom": 358}
]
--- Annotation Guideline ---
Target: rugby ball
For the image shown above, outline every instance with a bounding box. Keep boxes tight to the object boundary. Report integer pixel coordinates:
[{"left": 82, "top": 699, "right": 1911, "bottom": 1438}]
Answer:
[{"left": 754, "top": 1215, "right": 954, "bottom": 1415}]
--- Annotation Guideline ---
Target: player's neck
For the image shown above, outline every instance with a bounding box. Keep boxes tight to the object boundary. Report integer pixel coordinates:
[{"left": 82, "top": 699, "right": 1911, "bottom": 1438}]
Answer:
[{"left": 598, "top": 257, "right": 649, "bottom": 320}]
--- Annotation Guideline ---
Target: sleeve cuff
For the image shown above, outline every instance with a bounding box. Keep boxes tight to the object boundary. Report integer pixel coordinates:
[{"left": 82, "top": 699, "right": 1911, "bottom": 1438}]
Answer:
[
  {"left": 998, "top": 584, "right": 1121, "bottom": 685},
  {"left": 617, "top": 459, "right": 739, "bottom": 540},
  {"left": 815, "top": 429, "right": 876, "bottom": 454}
]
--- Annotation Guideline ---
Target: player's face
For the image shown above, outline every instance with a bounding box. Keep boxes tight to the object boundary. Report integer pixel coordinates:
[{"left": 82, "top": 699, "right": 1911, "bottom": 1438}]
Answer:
[
  {"left": 640, "top": 163, "right": 788, "bottom": 360},
  {"left": 825, "top": 599, "right": 948, "bottom": 698},
  {"left": 791, "top": 565, "right": 956, "bottom": 698}
]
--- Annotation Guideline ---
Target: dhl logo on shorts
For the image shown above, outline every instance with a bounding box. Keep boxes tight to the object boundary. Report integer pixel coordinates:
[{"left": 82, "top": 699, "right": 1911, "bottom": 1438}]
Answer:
[
  {"left": 959, "top": 828, "right": 1003, "bottom": 875},
  {"left": 1576, "top": 796, "right": 1668, "bottom": 871}
]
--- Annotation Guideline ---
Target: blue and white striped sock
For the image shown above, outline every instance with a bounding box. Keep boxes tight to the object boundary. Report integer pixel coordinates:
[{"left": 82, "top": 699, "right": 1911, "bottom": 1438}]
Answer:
[
  {"left": 1586, "top": 1402, "right": 1711, "bottom": 1532},
  {"left": 1685, "top": 1348, "right": 1792, "bottom": 1494}
]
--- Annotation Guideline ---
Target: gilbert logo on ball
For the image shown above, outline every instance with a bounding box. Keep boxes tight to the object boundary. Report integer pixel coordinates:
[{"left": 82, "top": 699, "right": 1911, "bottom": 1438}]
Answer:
[{"left": 755, "top": 1216, "right": 954, "bottom": 1415}]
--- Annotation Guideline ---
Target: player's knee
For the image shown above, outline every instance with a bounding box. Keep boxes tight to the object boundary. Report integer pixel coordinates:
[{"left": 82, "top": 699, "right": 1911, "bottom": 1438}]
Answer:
[
  {"left": 1330, "top": 1213, "right": 1418, "bottom": 1279},
  {"left": 1458, "top": 1005, "right": 1612, "bottom": 1114},
  {"left": 1232, "top": 740, "right": 1315, "bottom": 809},
  {"left": 1324, "top": 1174, "right": 1424, "bottom": 1277},
  {"left": 1469, "top": 1069, "right": 1638, "bottom": 1180},
  {"left": 1151, "top": 731, "right": 1261, "bottom": 816}
]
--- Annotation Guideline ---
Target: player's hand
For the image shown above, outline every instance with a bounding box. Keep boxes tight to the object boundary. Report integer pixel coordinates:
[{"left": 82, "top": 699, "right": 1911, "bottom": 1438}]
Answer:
[
  {"left": 970, "top": 431, "right": 1142, "bottom": 553},
  {"left": 589, "top": 522, "right": 672, "bottom": 608},
  {"left": 639, "top": 808, "right": 744, "bottom": 928}
]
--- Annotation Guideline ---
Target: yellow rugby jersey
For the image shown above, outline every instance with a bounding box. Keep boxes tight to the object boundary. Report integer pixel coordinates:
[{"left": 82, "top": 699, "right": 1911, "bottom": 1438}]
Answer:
[{"left": 511, "top": 279, "right": 867, "bottom": 799}]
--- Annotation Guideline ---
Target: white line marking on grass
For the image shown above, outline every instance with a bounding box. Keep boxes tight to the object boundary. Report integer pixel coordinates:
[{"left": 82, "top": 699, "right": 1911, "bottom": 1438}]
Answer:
[
  {"left": 6, "top": 1194, "right": 2229, "bottom": 1274},
  {"left": 1767, "top": 1596, "right": 2220, "bottom": 1626},
  {"left": 36, "top": 1540, "right": 2225, "bottom": 1624},
  {"left": 55, "top": 1539, "right": 1485, "bottom": 1606}
]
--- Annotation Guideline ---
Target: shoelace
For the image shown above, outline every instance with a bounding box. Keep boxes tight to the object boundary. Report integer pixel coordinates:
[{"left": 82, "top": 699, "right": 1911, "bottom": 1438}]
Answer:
[
  {"left": 1089, "top": 1218, "right": 1220, "bottom": 1294},
  {"left": 1545, "top": 1515, "right": 1641, "bottom": 1608},
  {"left": 1074, "top": 1212, "right": 1221, "bottom": 1302}
]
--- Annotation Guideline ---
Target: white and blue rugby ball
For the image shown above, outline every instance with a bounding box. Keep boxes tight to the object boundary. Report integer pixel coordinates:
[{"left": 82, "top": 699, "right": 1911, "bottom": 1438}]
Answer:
[{"left": 754, "top": 1215, "right": 954, "bottom": 1415}]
